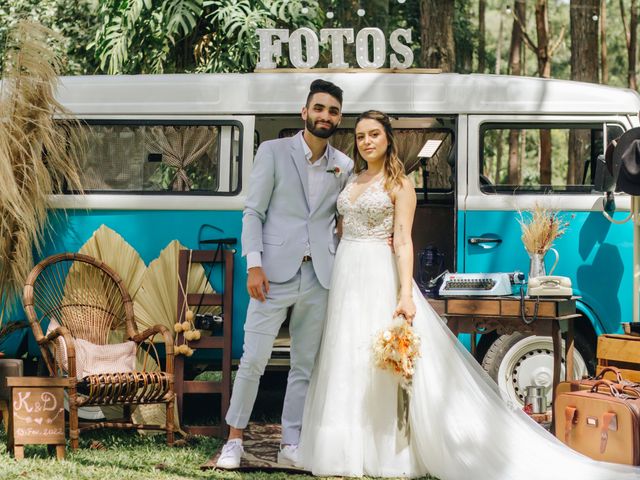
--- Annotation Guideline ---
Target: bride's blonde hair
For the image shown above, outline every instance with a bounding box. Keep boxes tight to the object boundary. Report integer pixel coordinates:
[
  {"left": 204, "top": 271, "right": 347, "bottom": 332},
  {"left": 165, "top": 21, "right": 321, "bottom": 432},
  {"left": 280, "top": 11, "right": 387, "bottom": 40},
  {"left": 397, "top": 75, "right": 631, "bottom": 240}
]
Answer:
[{"left": 353, "top": 110, "right": 406, "bottom": 192}]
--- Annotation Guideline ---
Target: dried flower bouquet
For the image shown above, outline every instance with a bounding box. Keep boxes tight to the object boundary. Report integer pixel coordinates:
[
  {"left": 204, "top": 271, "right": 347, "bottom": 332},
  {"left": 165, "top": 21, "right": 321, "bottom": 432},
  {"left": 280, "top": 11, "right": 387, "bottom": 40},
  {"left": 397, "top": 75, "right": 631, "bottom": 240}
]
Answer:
[{"left": 517, "top": 203, "right": 568, "bottom": 255}]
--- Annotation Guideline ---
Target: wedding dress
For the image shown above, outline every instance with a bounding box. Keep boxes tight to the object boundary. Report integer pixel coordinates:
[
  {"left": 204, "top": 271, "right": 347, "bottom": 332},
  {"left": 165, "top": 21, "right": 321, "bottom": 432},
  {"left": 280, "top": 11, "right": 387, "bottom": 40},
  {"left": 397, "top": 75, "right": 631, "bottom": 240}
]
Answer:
[{"left": 298, "top": 175, "right": 640, "bottom": 479}]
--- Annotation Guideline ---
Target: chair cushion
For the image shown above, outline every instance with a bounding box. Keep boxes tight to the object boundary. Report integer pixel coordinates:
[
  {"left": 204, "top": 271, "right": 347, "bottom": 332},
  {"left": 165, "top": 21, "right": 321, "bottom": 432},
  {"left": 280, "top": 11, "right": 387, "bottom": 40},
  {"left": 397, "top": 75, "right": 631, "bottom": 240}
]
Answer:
[{"left": 46, "top": 319, "right": 137, "bottom": 380}]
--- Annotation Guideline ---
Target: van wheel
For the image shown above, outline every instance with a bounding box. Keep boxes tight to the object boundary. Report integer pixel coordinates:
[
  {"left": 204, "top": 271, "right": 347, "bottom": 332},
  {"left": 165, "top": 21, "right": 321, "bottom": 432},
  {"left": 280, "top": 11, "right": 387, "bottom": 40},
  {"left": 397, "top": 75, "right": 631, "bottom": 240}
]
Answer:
[{"left": 481, "top": 332, "right": 589, "bottom": 410}]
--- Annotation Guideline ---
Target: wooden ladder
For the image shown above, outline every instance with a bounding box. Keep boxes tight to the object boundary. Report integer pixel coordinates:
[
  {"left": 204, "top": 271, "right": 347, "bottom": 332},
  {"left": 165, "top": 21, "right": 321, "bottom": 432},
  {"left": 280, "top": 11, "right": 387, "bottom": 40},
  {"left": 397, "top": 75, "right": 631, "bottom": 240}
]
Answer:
[{"left": 175, "top": 248, "right": 234, "bottom": 437}]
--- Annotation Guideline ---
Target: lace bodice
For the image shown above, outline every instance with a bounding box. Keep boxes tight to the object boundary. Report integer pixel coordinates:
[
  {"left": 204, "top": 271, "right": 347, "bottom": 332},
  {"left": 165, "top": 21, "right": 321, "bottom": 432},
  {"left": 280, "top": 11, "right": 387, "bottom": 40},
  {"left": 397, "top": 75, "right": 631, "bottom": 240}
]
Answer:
[{"left": 337, "top": 176, "right": 394, "bottom": 240}]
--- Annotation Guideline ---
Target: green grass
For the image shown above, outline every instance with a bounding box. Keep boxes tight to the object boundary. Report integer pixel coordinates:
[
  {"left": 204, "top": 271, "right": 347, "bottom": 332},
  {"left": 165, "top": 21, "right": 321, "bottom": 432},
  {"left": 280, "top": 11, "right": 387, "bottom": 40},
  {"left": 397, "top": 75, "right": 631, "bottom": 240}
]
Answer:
[
  {"left": 0, "top": 372, "right": 436, "bottom": 479},
  {"left": 0, "top": 429, "right": 319, "bottom": 480},
  {"left": 0, "top": 427, "right": 437, "bottom": 480}
]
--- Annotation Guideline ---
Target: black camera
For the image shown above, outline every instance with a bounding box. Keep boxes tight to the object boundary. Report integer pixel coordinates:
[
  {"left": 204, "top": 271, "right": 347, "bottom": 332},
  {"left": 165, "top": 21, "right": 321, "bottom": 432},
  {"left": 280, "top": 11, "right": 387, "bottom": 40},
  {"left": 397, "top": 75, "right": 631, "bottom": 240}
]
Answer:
[{"left": 195, "top": 313, "right": 223, "bottom": 331}]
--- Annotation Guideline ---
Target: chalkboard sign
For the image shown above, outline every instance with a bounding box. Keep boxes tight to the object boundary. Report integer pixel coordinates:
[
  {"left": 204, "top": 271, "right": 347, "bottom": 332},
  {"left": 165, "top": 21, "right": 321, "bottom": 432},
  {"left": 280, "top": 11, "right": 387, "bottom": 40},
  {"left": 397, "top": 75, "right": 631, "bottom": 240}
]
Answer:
[{"left": 6, "top": 377, "right": 69, "bottom": 460}]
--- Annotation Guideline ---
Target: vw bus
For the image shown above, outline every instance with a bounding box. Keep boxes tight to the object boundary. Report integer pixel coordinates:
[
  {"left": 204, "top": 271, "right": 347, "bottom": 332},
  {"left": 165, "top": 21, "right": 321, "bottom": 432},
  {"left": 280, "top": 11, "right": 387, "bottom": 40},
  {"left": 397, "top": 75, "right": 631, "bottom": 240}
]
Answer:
[{"left": 7, "top": 72, "right": 639, "bottom": 408}]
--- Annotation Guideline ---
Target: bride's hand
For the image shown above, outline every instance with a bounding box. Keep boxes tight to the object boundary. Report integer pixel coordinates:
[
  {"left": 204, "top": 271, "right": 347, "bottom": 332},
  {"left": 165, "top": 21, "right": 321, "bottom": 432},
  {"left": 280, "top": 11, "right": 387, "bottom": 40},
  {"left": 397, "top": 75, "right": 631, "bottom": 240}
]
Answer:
[{"left": 394, "top": 295, "right": 416, "bottom": 325}]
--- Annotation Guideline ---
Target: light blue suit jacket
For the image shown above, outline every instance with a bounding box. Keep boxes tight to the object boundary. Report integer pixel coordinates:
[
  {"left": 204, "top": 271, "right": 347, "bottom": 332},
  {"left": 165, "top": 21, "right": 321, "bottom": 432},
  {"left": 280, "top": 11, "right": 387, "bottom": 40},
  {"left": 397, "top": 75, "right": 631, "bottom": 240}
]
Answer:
[{"left": 242, "top": 131, "right": 353, "bottom": 289}]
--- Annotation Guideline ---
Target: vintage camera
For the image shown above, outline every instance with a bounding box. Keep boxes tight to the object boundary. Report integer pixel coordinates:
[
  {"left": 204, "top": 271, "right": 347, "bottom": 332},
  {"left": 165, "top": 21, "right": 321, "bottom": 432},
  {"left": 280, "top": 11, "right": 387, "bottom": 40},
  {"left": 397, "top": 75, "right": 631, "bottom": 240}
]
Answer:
[{"left": 194, "top": 312, "right": 223, "bottom": 331}]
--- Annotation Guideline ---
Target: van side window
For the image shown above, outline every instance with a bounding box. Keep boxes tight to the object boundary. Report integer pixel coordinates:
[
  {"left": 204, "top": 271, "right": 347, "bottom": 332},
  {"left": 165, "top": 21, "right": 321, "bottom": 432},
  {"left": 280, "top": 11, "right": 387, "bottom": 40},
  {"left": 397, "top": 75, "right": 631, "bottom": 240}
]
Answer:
[
  {"left": 480, "top": 123, "right": 619, "bottom": 194},
  {"left": 68, "top": 122, "right": 241, "bottom": 194}
]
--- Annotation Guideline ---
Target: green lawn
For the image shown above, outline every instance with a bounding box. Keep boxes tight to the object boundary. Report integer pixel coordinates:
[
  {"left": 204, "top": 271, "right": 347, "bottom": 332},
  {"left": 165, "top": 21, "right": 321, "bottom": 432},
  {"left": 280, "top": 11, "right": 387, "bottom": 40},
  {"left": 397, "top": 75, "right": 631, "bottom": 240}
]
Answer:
[
  {"left": 0, "top": 428, "right": 437, "bottom": 480},
  {"left": 0, "top": 429, "right": 316, "bottom": 480},
  {"left": 0, "top": 372, "right": 435, "bottom": 479}
]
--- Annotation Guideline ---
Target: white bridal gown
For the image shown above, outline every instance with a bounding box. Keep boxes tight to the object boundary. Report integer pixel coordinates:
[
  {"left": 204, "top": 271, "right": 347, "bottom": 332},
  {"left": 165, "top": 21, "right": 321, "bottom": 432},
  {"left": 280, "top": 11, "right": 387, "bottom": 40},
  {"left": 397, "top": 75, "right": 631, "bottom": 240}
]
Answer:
[{"left": 298, "top": 175, "right": 640, "bottom": 479}]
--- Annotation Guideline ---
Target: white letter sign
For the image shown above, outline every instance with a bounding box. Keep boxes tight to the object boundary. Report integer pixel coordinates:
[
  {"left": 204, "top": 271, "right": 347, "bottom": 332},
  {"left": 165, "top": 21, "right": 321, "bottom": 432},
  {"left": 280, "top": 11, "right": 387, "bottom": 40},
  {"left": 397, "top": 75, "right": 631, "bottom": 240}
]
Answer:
[
  {"left": 355, "top": 28, "right": 386, "bottom": 68},
  {"left": 256, "top": 29, "right": 290, "bottom": 69},
  {"left": 255, "top": 27, "right": 414, "bottom": 70},
  {"left": 320, "top": 28, "right": 355, "bottom": 68},
  {"left": 390, "top": 28, "right": 414, "bottom": 69},
  {"left": 289, "top": 28, "right": 320, "bottom": 68}
]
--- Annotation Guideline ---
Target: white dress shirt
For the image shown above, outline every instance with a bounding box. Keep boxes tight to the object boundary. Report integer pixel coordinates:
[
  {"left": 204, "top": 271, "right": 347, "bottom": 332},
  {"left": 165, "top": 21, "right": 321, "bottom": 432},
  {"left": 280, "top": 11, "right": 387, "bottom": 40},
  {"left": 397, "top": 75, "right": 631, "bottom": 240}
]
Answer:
[{"left": 247, "top": 134, "right": 329, "bottom": 270}]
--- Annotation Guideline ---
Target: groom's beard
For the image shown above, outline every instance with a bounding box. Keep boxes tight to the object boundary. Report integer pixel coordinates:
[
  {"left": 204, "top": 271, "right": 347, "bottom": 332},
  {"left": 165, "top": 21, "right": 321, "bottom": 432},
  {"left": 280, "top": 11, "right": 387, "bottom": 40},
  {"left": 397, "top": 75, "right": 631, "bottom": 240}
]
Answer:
[{"left": 306, "top": 117, "right": 338, "bottom": 139}]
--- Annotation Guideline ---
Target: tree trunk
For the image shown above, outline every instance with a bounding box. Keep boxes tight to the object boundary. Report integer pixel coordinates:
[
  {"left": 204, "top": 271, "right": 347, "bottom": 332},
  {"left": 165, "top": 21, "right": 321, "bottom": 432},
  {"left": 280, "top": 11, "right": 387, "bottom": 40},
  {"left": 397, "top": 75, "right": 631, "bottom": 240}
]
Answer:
[
  {"left": 533, "top": 1, "right": 552, "bottom": 184},
  {"left": 495, "top": 10, "right": 504, "bottom": 74},
  {"left": 420, "top": 0, "right": 456, "bottom": 71},
  {"left": 479, "top": 0, "right": 486, "bottom": 72},
  {"left": 508, "top": 130, "right": 521, "bottom": 185},
  {"left": 495, "top": 131, "right": 504, "bottom": 183},
  {"left": 570, "top": 0, "right": 600, "bottom": 185},
  {"left": 601, "top": 0, "right": 608, "bottom": 84},
  {"left": 571, "top": 0, "right": 600, "bottom": 83},
  {"left": 539, "top": 129, "right": 552, "bottom": 185},
  {"left": 534, "top": 0, "right": 551, "bottom": 77},
  {"left": 620, "top": 0, "right": 637, "bottom": 89},
  {"left": 507, "top": 0, "right": 526, "bottom": 184},
  {"left": 507, "top": 0, "right": 525, "bottom": 76}
]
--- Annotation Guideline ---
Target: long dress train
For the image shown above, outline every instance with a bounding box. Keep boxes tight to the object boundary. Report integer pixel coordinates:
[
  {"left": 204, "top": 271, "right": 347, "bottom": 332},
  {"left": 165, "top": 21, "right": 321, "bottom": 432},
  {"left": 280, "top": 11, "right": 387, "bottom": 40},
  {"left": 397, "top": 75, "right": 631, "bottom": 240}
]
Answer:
[{"left": 298, "top": 175, "right": 640, "bottom": 479}]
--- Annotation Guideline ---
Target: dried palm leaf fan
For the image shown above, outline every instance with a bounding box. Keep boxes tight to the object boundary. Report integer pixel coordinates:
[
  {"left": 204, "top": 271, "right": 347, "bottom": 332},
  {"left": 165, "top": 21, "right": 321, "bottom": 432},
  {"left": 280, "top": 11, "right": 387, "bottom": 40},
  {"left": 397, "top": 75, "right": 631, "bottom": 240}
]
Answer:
[
  {"left": 0, "top": 21, "right": 84, "bottom": 322},
  {"left": 135, "top": 240, "right": 220, "bottom": 343}
]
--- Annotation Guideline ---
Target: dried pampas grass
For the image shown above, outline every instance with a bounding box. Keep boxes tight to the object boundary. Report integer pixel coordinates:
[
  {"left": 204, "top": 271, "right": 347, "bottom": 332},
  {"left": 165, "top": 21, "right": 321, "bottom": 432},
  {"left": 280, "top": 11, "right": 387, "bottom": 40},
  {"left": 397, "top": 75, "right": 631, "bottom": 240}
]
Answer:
[
  {"left": 0, "top": 21, "right": 84, "bottom": 320},
  {"left": 518, "top": 203, "right": 569, "bottom": 255}
]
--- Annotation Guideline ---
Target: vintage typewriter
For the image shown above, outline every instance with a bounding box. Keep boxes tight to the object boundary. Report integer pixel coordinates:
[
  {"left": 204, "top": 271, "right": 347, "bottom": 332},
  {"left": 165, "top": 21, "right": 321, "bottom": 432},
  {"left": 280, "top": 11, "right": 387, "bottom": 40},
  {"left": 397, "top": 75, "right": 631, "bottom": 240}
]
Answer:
[{"left": 438, "top": 271, "right": 524, "bottom": 297}]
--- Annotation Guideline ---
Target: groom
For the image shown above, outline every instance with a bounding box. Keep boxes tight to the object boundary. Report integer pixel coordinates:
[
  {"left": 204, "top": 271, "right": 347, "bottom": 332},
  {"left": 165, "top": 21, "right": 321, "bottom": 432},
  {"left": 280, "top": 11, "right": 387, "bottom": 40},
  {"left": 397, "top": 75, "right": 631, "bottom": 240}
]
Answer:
[{"left": 216, "top": 79, "right": 353, "bottom": 469}]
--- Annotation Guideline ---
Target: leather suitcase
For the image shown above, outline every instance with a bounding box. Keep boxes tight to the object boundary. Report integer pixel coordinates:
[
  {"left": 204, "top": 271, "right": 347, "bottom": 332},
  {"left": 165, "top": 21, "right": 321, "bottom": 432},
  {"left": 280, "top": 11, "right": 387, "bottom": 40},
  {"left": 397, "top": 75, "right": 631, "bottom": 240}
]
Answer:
[
  {"left": 555, "top": 366, "right": 635, "bottom": 396},
  {"left": 555, "top": 380, "right": 640, "bottom": 465}
]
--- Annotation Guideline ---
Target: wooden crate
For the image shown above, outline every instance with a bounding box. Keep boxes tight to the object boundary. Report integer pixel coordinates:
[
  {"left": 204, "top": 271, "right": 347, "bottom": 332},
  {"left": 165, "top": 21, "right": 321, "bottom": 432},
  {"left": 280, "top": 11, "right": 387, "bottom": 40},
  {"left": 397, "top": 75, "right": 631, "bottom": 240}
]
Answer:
[{"left": 597, "top": 334, "right": 640, "bottom": 383}]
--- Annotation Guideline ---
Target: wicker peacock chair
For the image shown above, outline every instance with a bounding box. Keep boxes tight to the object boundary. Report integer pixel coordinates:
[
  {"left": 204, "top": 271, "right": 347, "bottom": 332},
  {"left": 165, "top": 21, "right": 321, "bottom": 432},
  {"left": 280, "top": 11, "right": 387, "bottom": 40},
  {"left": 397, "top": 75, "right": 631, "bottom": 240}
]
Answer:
[{"left": 23, "top": 253, "right": 175, "bottom": 449}]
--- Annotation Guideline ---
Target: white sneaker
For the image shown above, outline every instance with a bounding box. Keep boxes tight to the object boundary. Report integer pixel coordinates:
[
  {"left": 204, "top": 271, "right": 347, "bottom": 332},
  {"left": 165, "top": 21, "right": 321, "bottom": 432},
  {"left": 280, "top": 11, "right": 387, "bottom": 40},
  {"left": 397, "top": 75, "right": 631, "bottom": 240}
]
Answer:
[
  {"left": 216, "top": 440, "right": 244, "bottom": 469},
  {"left": 277, "top": 444, "right": 302, "bottom": 468}
]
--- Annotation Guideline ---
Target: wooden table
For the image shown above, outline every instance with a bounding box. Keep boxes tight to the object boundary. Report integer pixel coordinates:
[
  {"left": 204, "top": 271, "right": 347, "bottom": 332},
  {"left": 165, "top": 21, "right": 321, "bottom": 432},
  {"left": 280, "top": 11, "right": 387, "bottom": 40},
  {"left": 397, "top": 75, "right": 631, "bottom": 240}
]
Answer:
[{"left": 429, "top": 296, "right": 581, "bottom": 427}]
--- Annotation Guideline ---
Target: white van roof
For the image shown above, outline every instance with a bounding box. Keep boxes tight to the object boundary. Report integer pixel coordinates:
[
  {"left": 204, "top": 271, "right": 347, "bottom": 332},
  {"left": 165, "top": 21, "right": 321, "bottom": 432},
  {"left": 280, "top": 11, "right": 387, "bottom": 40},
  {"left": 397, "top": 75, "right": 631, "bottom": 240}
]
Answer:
[{"left": 55, "top": 72, "right": 640, "bottom": 116}]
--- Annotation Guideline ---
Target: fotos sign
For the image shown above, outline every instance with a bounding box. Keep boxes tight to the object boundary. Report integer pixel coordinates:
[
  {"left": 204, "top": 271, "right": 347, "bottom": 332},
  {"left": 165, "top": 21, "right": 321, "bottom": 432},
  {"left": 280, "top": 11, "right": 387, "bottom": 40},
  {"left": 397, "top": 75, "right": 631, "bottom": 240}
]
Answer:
[{"left": 256, "top": 27, "right": 414, "bottom": 70}]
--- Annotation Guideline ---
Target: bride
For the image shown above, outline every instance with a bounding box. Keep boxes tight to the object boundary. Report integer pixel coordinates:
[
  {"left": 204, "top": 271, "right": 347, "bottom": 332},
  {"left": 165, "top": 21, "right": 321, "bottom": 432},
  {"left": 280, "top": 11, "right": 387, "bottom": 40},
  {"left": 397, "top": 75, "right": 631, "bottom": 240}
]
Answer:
[{"left": 298, "top": 110, "right": 640, "bottom": 479}]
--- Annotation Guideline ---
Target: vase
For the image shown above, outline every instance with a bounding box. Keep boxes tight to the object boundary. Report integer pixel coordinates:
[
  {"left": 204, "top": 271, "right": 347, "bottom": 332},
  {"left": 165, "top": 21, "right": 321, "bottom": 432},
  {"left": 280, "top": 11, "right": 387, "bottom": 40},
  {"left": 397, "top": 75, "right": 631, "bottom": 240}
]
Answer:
[{"left": 528, "top": 247, "right": 559, "bottom": 280}]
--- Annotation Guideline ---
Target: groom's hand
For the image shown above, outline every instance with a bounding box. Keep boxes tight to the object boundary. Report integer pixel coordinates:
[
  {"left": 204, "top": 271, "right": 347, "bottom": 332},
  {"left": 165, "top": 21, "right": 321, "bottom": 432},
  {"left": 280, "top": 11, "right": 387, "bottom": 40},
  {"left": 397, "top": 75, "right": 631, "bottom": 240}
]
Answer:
[{"left": 247, "top": 267, "right": 270, "bottom": 302}]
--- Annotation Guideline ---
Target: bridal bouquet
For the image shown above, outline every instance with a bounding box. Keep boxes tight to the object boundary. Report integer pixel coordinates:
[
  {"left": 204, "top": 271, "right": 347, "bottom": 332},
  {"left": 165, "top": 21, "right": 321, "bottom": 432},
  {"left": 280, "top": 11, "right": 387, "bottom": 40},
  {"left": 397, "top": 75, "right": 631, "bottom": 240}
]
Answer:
[
  {"left": 373, "top": 317, "right": 421, "bottom": 437},
  {"left": 373, "top": 317, "right": 421, "bottom": 387}
]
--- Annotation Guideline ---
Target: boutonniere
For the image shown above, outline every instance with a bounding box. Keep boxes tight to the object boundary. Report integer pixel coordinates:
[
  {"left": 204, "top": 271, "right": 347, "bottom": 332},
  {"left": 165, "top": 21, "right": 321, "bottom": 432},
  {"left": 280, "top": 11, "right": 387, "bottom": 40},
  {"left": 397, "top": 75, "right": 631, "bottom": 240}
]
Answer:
[{"left": 326, "top": 166, "right": 342, "bottom": 177}]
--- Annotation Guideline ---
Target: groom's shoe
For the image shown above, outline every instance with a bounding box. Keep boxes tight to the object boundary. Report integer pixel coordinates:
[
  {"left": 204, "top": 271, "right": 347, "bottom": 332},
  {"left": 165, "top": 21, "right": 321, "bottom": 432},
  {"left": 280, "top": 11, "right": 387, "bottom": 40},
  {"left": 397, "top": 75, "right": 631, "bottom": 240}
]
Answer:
[
  {"left": 277, "top": 444, "right": 303, "bottom": 468},
  {"left": 216, "top": 439, "right": 244, "bottom": 469}
]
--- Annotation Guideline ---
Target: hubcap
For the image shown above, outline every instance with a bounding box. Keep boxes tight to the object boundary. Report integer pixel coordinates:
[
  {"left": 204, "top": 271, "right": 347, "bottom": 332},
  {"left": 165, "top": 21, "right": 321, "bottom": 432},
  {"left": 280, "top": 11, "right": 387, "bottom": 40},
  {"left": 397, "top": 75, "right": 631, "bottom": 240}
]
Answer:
[{"left": 496, "top": 336, "right": 588, "bottom": 409}]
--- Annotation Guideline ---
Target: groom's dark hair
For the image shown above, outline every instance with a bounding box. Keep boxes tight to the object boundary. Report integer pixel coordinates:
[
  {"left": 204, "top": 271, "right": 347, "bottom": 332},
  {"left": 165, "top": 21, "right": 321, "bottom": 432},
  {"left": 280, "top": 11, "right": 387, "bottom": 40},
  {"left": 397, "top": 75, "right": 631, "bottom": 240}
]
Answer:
[{"left": 306, "top": 79, "right": 343, "bottom": 107}]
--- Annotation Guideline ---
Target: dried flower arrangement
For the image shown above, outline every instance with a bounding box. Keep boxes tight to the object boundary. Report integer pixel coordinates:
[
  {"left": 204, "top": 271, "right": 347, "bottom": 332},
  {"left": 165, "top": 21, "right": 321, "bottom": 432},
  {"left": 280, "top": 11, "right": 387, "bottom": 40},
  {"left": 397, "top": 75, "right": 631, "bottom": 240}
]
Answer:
[
  {"left": 373, "top": 317, "right": 421, "bottom": 436},
  {"left": 517, "top": 203, "right": 569, "bottom": 255},
  {"left": 373, "top": 318, "right": 422, "bottom": 388}
]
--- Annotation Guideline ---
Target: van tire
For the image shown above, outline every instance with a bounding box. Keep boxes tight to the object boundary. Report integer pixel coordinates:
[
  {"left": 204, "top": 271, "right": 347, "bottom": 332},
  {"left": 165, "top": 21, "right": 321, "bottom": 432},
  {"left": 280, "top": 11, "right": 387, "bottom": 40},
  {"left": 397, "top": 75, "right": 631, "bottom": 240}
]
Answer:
[{"left": 481, "top": 332, "right": 591, "bottom": 409}]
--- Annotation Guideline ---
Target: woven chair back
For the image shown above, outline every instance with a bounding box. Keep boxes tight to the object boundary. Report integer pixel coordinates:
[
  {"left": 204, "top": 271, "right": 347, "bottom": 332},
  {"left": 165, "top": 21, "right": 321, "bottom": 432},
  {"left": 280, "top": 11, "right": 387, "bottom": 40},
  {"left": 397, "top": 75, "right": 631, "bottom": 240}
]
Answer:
[{"left": 24, "top": 253, "right": 136, "bottom": 345}]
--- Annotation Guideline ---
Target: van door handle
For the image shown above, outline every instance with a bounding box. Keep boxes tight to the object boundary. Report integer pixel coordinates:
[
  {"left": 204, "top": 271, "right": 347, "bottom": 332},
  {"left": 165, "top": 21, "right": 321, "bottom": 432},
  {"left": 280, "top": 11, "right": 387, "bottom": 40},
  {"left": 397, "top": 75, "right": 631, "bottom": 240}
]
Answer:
[{"left": 468, "top": 237, "right": 502, "bottom": 245}]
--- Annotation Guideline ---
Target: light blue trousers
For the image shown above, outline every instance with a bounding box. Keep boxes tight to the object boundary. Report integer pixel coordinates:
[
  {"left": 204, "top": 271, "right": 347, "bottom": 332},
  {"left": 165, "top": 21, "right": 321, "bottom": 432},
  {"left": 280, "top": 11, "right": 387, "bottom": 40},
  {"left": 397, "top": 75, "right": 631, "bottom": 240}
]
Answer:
[{"left": 225, "top": 262, "right": 328, "bottom": 445}]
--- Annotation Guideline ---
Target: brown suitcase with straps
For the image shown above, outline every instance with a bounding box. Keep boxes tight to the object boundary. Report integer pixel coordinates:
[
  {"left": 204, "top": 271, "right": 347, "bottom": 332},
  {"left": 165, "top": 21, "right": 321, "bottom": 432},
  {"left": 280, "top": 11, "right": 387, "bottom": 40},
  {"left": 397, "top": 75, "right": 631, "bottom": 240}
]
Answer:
[
  {"left": 555, "top": 379, "right": 640, "bottom": 465},
  {"left": 555, "top": 366, "right": 635, "bottom": 396}
]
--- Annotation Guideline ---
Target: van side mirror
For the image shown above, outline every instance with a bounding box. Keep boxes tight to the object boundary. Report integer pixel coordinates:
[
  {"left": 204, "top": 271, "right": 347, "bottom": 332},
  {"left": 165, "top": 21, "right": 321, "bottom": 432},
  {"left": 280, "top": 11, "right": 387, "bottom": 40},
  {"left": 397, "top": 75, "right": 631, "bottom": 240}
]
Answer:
[
  {"left": 593, "top": 153, "right": 613, "bottom": 192},
  {"left": 593, "top": 142, "right": 620, "bottom": 193}
]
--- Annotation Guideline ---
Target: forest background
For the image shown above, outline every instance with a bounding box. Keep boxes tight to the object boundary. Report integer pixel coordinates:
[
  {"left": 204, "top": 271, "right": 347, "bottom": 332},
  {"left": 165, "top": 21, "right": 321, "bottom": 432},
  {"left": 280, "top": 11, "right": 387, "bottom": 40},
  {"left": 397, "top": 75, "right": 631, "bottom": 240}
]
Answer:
[
  {"left": 0, "top": 0, "right": 637, "bottom": 189},
  {"left": 0, "top": 0, "right": 636, "bottom": 91}
]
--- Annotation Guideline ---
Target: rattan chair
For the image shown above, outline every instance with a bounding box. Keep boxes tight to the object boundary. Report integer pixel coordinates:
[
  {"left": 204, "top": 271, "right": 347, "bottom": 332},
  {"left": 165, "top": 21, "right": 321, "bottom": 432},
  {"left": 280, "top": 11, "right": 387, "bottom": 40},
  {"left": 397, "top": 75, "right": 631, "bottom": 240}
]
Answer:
[{"left": 23, "top": 252, "right": 175, "bottom": 449}]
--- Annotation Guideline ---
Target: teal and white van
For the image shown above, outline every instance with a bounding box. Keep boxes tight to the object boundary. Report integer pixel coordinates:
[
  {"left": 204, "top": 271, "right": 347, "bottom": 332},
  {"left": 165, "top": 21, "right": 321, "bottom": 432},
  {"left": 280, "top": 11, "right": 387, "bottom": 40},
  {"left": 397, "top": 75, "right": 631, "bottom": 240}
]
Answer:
[{"left": 7, "top": 72, "right": 640, "bottom": 407}]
